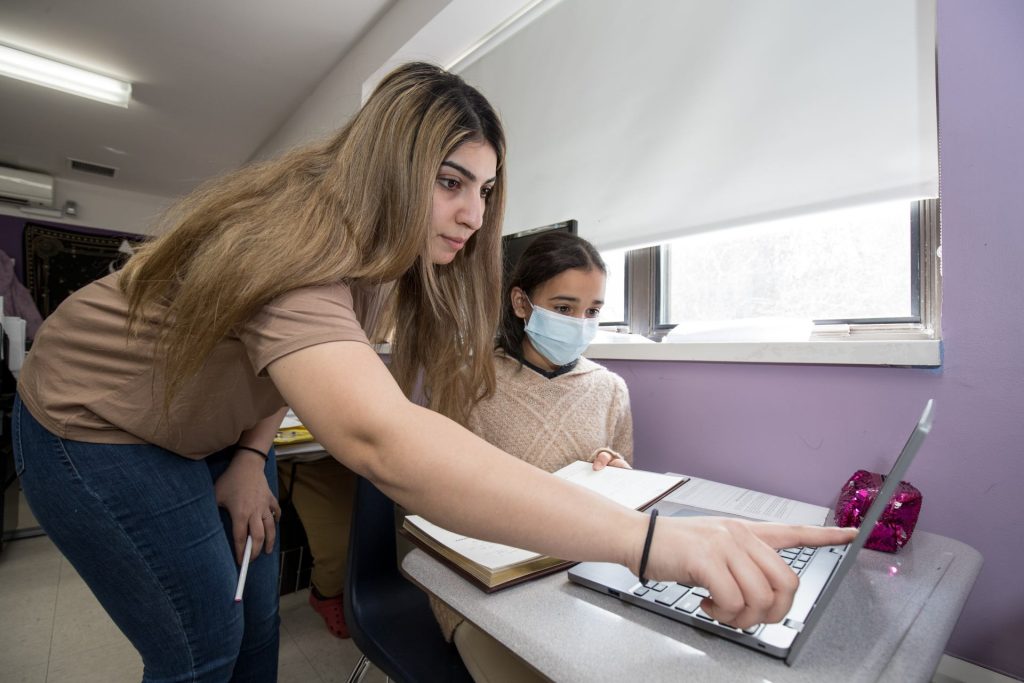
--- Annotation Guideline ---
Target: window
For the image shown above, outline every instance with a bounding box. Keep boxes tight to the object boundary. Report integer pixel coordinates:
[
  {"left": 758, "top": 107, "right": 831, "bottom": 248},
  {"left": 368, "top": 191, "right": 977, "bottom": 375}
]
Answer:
[
  {"left": 454, "top": 0, "right": 941, "bottom": 365},
  {"left": 599, "top": 199, "right": 940, "bottom": 348},
  {"left": 598, "top": 248, "right": 627, "bottom": 327},
  {"left": 661, "top": 201, "right": 916, "bottom": 326}
]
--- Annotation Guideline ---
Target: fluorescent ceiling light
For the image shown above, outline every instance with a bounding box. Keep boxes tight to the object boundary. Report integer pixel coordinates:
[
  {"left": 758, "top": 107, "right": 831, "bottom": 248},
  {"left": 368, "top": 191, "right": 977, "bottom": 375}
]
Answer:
[{"left": 0, "top": 44, "right": 131, "bottom": 107}]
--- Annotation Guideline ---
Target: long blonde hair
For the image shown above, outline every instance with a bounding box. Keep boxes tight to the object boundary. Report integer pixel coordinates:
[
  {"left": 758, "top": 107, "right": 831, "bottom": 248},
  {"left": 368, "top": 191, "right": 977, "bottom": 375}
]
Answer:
[{"left": 121, "top": 62, "right": 505, "bottom": 424}]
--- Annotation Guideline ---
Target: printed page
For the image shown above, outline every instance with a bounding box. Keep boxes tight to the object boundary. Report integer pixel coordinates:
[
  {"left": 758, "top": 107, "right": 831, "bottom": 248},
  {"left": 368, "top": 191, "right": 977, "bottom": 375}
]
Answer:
[
  {"left": 405, "top": 516, "right": 542, "bottom": 571},
  {"left": 663, "top": 476, "right": 829, "bottom": 526},
  {"left": 280, "top": 409, "right": 303, "bottom": 429},
  {"left": 552, "top": 460, "right": 687, "bottom": 510}
]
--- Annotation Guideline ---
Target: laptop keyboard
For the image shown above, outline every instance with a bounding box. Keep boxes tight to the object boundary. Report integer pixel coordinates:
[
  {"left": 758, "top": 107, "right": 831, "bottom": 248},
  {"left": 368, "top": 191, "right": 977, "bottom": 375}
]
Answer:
[
  {"left": 630, "top": 546, "right": 819, "bottom": 635},
  {"left": 778, "top": 545, "right": 818, "bottom": 574}
]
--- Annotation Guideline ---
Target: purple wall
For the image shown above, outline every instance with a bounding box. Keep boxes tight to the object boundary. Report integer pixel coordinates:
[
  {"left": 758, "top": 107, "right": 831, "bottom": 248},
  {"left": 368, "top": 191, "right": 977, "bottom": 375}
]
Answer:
[{"left": 604, "top": 1, "right": 1024, "bottom": 677}]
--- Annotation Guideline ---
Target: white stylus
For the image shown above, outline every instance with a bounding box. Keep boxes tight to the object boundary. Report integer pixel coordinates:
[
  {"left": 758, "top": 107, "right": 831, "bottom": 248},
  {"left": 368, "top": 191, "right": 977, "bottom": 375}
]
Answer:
[{"left": 234, "top": 534, "right": 254, "bottom": 603}]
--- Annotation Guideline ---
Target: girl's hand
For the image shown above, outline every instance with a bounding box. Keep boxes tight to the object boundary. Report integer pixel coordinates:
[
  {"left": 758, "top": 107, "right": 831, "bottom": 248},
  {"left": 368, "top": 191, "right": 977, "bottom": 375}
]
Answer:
[
  {"left": 215, "top": 450, "right": 281, "bottom": 564},
  {"left": 591, "top": 448, "right": 632, "bottom": 471}
]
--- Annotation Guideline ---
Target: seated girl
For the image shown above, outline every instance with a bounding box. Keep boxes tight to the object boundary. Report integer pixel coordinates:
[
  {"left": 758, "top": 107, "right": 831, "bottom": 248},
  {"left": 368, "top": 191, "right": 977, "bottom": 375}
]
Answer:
[
  {"left": 436, "top": 231, "right": 634, "bottom": 680},
  {"left": 468, "top": 230, "right": 632, "bottom": 472}
]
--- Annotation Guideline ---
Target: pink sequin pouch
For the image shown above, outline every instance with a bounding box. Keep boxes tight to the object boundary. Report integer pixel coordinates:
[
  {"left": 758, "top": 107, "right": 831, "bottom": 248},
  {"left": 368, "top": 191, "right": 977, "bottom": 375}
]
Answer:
[{"left": 833, "top": 469, "right": 922, "bottom": 553}]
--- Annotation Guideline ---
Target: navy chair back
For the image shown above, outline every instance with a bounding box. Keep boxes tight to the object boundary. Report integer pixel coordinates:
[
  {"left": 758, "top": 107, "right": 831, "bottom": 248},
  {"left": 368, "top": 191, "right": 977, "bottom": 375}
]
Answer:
[{"left": 344, "top": 476, "right": 474, "bottom": 683}]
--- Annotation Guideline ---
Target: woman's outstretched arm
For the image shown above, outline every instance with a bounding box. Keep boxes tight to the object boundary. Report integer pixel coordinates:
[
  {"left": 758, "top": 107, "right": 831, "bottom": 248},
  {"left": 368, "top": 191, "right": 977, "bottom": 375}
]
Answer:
[{"left": 268, "top": 341, "right": 855, "bottom": 628}]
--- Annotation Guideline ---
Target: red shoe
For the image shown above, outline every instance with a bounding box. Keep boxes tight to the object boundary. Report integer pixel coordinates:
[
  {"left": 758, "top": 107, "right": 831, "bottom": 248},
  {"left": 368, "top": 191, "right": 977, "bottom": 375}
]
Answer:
[{"left": 308, "top": 590, "right": 351, "bottom": 639}]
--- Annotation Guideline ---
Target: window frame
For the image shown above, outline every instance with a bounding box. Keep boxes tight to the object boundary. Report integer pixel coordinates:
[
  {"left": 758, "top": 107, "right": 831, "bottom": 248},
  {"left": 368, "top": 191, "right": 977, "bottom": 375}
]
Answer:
[{"left": 590, "top": 199, "right": 941, "bottom": 365}]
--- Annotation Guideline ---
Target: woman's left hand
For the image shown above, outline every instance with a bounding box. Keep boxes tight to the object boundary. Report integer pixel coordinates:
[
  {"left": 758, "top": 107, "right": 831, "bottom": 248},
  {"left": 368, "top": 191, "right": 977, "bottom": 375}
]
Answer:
[
  {"left": 591, "top": 449, "right": 632, "bottom": 471},
  {"left": 215, "top": 450, "right": 281, "bottom": 564}
]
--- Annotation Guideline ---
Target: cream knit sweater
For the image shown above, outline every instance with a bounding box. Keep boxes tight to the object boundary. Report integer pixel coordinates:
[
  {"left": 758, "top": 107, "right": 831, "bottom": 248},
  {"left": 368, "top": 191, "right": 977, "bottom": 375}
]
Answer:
[
  {"left": 431, "top": 350, "right": 634, "bottom": 640},
  {"left": 467, "top": 352, "right": 633, "bottom": 471}
]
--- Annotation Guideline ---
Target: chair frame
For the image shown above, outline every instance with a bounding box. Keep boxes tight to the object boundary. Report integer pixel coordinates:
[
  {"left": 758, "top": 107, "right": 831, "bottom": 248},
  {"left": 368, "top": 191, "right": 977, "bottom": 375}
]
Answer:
[{"left": 344, "top": 476, "right": 474, "bottom": 683}]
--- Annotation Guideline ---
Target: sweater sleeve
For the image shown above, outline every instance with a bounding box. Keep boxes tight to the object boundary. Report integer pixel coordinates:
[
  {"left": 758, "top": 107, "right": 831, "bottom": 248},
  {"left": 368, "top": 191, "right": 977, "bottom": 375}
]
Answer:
[{"left": 609, "top": 375, "right": 635, "bottom": 464}]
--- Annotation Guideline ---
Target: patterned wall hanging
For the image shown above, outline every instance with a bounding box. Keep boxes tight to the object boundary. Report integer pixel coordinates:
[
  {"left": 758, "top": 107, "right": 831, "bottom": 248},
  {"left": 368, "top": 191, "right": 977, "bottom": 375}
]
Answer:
[{"left": 23, "top": 223, "right": 146, "bottom": 319}]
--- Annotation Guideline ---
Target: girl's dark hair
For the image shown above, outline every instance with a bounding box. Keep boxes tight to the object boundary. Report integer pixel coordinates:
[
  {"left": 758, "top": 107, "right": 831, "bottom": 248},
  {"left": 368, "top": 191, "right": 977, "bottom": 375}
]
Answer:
[{"left": 497, "top": 231, "right": 606, "bottom": 358}]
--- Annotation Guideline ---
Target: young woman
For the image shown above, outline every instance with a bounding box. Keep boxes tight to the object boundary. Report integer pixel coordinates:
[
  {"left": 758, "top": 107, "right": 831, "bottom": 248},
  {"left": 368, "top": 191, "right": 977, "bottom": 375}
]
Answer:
[
  {"left": 12, "top": 62, "right": 853, "bottom": 682},
  {"left": 435, "top": 233, "right": 635, "bottom": 678}
]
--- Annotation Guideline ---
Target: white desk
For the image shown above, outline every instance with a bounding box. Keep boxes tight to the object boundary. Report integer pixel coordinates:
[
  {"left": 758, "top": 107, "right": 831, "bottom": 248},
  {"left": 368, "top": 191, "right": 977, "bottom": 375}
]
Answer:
[{"left": 402, "top": 529, "right": 981, "bottom": 683}]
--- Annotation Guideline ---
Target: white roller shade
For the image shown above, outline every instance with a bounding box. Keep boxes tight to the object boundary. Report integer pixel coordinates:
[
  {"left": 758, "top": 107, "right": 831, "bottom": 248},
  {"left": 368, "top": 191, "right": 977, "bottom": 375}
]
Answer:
[{"left": 456, "top": 0, "right": 938, "bottom": 250}]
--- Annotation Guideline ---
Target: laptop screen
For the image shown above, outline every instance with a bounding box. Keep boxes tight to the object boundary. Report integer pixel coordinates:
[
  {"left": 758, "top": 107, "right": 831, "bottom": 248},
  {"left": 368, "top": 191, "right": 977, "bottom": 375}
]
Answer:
[{"left": 785, "top": 398, "right": 934, "bottom": 663}]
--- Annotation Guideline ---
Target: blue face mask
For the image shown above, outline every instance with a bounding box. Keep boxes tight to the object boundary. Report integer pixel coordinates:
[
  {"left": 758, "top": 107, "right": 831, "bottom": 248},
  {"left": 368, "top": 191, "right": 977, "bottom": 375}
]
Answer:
[{"left": 523, "top": 298, "right": 600, "bottom": 367}]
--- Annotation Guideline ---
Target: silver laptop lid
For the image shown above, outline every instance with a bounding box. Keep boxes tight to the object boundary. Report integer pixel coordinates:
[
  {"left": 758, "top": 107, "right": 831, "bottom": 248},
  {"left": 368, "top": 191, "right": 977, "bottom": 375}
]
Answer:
[{"left": 786, "top": 398, "right": 934, "bottom": 664}]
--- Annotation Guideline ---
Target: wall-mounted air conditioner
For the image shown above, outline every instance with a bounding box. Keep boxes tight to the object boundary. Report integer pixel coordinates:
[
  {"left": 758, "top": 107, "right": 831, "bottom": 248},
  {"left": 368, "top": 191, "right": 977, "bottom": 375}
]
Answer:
[{"left": 0, "top": 166, "right": 55, "bottom": 207}]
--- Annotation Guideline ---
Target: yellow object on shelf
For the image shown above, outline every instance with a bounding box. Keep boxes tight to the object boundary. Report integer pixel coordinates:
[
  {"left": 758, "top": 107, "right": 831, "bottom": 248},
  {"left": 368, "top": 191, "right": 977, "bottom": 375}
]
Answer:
[{"left": 274, "top": 426, "right": 315, "bottom": 446}]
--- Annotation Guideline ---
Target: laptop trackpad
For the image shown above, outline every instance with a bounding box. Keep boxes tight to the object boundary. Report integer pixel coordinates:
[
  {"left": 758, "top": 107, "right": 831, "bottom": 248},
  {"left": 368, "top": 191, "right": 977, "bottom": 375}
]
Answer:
[{"left": 786, "top": 548, "right": 841, "bottom": 622}]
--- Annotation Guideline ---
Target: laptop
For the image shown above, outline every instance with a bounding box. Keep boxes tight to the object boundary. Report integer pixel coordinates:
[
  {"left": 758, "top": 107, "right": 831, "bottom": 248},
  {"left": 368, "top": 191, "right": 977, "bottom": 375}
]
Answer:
[{"left": 568, "top": 399, "right": 934, "bottom": 665}]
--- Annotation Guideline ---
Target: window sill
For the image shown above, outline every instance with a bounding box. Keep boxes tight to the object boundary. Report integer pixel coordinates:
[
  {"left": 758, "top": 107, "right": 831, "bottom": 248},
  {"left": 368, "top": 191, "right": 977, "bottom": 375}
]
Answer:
[{"left": 584, "top": 339, "right": 941, "bottom": 367}]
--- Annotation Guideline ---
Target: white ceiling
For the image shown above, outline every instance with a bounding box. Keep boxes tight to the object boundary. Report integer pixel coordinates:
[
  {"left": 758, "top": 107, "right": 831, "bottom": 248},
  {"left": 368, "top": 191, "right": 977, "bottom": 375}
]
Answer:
[{"left": 0, "top": 0, "right": 395, "bottom": 199}]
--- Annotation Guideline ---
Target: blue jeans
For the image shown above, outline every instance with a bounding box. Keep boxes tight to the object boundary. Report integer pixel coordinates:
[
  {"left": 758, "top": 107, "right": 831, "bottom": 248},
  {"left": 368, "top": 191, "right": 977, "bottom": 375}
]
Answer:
[{"left": 12, "top": 395, "right": 280, "bottom": 683}]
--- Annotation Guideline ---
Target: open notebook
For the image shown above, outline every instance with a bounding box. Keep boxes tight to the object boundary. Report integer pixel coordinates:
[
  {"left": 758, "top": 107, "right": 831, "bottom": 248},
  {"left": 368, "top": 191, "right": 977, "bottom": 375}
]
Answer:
[{"left": 402, "top": 461, "right": 687, "bottom": 591}]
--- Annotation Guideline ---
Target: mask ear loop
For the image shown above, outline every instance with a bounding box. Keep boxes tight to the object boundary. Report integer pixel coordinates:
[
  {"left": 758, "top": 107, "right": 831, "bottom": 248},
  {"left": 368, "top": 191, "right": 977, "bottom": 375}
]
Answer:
[
  {"left": 516, "top": 291, "right": 534, "bottom": 320},
  {"left": 513, "top": 291, "right": 532, "bottom": 339}
]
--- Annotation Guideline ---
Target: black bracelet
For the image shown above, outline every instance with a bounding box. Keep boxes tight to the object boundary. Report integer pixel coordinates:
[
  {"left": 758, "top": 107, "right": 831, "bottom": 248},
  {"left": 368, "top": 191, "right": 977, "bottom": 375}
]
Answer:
[
  {"left": 235, "top": 445, "right": 268, "bottom": 460},
  {"left": 638, "top": 508, "right": 659, "bottom": 586}
]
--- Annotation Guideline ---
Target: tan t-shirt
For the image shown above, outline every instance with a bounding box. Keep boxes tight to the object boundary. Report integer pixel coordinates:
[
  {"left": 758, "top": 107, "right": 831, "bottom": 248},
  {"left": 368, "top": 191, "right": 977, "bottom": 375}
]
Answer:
[{"left": 17, "top": 272, "right": 370, "bottom": 459}]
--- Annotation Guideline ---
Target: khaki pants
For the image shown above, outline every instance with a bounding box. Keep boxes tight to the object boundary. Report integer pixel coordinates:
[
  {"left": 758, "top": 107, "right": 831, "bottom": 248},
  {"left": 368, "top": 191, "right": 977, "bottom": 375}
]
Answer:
[
  {"left": 277, "top": 457, "right": 356, "bottom": 597},
  {"left": 453, "top": 621, "right": 548, "bottom": 683}
]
